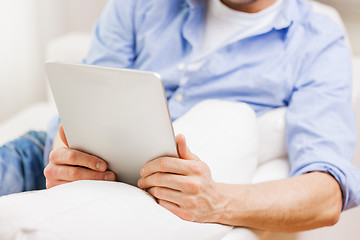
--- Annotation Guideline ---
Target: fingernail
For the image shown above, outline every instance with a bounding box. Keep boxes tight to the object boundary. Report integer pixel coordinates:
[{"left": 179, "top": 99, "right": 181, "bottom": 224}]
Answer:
[
  {"left": 140, "top": 168, "right": 145, "bottom": 177},
  {"left": 96, "top": 162, "right": 105, "bottom": 170},
  {"left": 138, "top": 178, "right": 143, "bottom": 187},
  {"left": 104, "top": 173, "right": 112, "bottom": 181}
]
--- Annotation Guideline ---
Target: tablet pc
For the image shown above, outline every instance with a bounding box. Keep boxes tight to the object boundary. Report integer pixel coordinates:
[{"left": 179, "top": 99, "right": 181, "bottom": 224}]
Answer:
[{"left": 45, "top": 61, "right": 178, "bottom": 185}]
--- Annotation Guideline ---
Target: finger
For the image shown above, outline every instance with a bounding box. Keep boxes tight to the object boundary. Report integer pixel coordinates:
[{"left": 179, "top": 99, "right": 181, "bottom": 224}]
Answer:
[
  {"left": 141, "top": 157, "right": 193, "bottom": 178},
  {"left": 148, "top": 187, "right": 183, "bottom": 206},
  {"left": 176, "top": 134, "right": 199, "bottom": 161},
  {"left": 138, "top": 173, "right": 189, "bottom": 192},
  {"left": 46, "top": 179, "right": 70, "bottom": 189},
  {"left": 59, "top": 124, "right": 69, "bottom": 148},
  {"left": 49, "top": 148, "right": 107, "bottom": 172},
  {"left": 53, "top": 165, "right": 116, "bottom": 182}
]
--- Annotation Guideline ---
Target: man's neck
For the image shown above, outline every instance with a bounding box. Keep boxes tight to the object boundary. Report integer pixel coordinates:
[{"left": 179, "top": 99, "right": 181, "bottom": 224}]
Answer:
[{"left": 220, "top": 0, "right": 277, "bottom": 13}]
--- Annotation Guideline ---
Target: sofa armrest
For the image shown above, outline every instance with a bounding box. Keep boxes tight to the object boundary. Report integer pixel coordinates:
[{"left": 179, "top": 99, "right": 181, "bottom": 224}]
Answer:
[
  {"left": 46, "top": 32, "right": 92, "bottom": 63},
  {"left": 0, "top": 102, "right": 57, "bottom": 146}
]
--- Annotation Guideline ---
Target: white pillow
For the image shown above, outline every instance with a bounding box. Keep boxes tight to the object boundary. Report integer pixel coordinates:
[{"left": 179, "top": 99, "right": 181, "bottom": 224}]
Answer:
[
  {"left": 173, "top": 100, "right": 259, "bottom": 185},
  {"left": 257, "top": 107, "right": 287, "bottom": 165},
  {"left": 0, "top": 181, "right": 232, "bottom": 240}
]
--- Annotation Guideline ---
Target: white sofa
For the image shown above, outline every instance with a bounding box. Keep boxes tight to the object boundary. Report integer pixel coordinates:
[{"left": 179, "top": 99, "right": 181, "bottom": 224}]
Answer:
[{"left": 0, "top": 1, "right": 359, "bottom": 239}]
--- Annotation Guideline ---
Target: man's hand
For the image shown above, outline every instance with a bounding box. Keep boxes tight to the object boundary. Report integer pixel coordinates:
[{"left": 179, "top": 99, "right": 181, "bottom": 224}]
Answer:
[
  {"left": 138, "top": 135, "right": 342, "bottom": 231},
  {"left": 137, "top": 135, "right": 224, "bottom": 223},
  {"left": 44, "top": 124, "right": 116, "bottom": 189}
]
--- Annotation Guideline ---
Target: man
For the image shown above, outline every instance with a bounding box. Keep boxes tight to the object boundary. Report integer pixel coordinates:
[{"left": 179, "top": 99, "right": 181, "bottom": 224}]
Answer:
[{"left": 1, "top": 0, "right": 360, "bottom": 233}]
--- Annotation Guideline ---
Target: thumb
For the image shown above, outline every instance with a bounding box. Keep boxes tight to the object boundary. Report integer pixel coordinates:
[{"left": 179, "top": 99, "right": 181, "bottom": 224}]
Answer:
[
  {"left": 59, "top": 123, "right": 69, "bottom": 148},
  {"left": 176, "top": 134, "right": 199, "bottom": 160}
]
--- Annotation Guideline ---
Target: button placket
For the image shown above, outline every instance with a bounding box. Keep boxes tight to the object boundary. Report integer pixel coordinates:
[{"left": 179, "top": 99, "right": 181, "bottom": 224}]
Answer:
[
  {"left": 175, "top": 93, "right": 184, "bottom": 102},
  {"left": 177, "top": 63, "right": 186, "bottom": 71}
]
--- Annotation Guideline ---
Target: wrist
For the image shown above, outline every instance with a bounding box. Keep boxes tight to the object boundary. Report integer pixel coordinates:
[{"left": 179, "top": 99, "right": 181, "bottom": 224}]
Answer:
[
  {"left": 211, "top": 183, "right": 249, "bottom": 226},
  {"left": 211, "top": 183, "right": 236, "bottom": 225}
]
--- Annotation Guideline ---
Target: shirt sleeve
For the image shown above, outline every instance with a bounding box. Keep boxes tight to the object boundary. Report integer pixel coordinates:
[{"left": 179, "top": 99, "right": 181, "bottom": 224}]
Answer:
[
  {"left": 83, "top": 0, "right": 137, "bottom": 68},
  {"left": 286, "top": 32, "right": 360, "bottom": 210}
]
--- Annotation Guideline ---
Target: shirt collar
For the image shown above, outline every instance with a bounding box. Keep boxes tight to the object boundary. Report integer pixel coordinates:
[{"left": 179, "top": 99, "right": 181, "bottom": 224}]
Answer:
[
  {"left": 271, "top": 0, "right": 309, "bottom": 30},
  {"left": 185, "top": 0, "right": 203, "bottom": 9},
  {"left": 185, "top": 0, "right": 306, "bottom": 30}
]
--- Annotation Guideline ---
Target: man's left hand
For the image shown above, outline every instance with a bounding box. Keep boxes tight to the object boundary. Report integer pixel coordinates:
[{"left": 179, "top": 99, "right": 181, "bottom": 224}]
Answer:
[{"left": 138, "top": 134, "right": 224, "bottom": 223}]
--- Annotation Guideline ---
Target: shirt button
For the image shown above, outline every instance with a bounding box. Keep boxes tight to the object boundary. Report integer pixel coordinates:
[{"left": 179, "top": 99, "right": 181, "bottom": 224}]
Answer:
[
  {"left": 175, "top": 93, "right": 184, "bottom": 102},
  {"left": 177, "top": 63, "right": 186, "bottom": 71}
]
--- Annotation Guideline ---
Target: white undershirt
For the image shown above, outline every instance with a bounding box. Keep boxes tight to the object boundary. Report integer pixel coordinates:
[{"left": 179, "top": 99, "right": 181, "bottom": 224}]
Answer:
[{"left": 179, "top": 0, "right": 284, "bottom": 85}]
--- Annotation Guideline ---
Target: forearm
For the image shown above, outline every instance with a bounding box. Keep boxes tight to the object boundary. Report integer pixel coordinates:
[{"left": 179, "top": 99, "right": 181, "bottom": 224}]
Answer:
[{"left": 214, "top": 172, "right": 342, "bottom": 232}]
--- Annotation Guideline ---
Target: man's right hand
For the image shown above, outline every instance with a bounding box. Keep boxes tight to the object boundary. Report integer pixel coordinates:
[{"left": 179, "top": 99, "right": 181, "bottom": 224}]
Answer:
[{"left": 44, "top": 124, "right": 117, "bottom": 189}]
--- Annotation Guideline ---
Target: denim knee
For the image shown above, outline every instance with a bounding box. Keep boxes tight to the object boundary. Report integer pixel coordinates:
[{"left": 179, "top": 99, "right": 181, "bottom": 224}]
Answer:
[{"left": 0, "top": 131, "right": 47, "bottom": 196}]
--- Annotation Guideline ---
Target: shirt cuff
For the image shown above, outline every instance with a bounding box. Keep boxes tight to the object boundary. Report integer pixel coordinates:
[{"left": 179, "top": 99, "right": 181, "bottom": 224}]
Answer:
[
  {"left": 43, "top": 115, "right": 61, "bottom": 166},
  {"left": 290, "top": 161, "right": 359, "bottom": 211}
]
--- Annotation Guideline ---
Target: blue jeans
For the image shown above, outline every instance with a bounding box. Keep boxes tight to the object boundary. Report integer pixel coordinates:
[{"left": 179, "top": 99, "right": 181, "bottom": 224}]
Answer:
[{"left": 0, "top": 131, "right": 47, "bottom": 196}]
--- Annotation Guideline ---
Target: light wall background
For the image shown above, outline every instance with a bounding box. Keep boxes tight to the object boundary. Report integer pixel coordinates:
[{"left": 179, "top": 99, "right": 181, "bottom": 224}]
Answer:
[
  {"left": 0, "top": 0, "right": 358, "bottom": 123},
  {"left": 0, "top": 0, "right": 108, "bottom": 123}
]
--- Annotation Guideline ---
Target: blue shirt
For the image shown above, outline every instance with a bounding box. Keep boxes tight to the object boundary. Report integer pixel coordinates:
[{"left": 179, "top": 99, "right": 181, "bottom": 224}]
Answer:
[{"left": 45, "top": 0, "right": 360, "bottom": 210}]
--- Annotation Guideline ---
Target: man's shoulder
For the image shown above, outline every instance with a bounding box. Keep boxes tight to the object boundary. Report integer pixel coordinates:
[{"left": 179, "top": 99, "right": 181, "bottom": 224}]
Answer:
[
  {"left": 284, "top": 1, "right": 351, "bottom": 85},
  {"left": 110, "top": 0, "right": 184, "bottom": 23},
  {"left": 293, "top": 1, "right": 346, "bottom": 46}
]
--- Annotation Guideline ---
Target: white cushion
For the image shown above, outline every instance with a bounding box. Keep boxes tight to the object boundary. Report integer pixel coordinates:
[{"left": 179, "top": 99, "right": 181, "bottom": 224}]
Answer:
[
  {"left": 352, "top": 56, "right": 360, "bottom": 167},
  {"left": 173, "top": 100, "right": 259, "bottom": 185},
  {"left": 257, "top": 107, "right": 287, "bottom": 165},
  {"left": 0, "top": 181, "right": 232, "bottom": 240}
]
